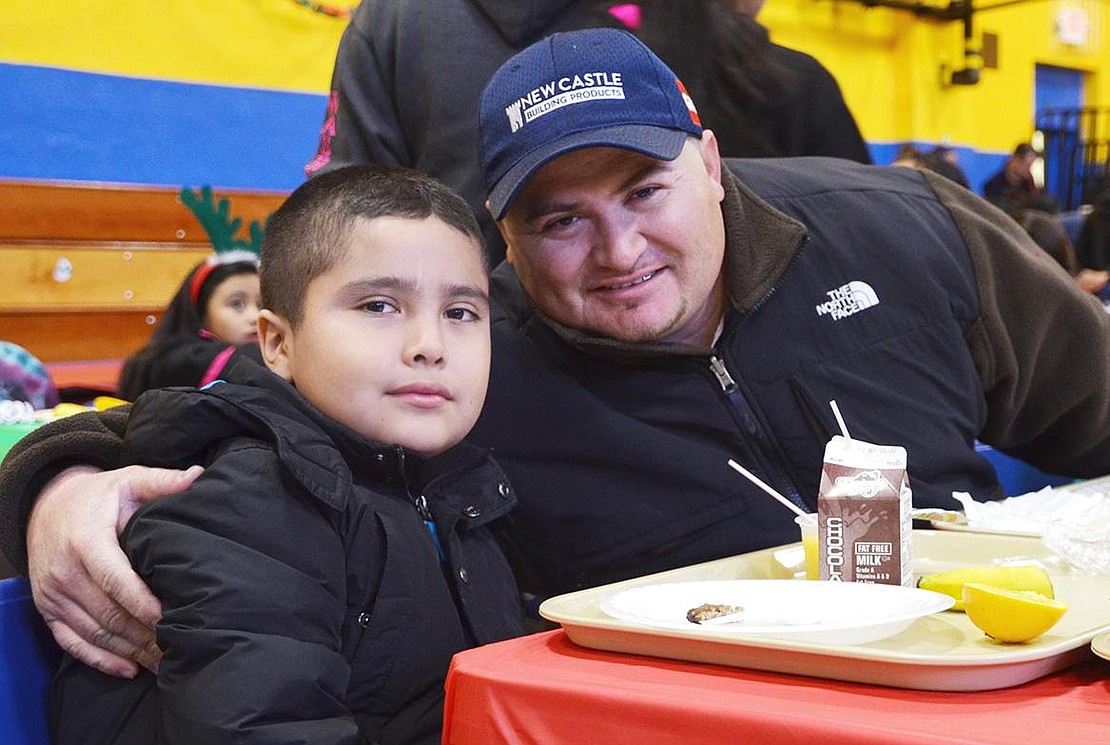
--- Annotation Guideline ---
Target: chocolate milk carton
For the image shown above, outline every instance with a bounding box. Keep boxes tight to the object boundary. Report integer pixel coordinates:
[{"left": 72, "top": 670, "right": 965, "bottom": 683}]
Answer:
[{"left": 818, "top": 436, "right": 913, "bottom": 586}]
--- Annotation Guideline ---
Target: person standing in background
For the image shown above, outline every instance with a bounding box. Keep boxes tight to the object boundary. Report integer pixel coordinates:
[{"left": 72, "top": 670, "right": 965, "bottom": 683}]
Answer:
[
  {"left": 305, "top": 0, "right": 871, "bottom": 264},
  {"left": 725, "top": 0, "right": 871, "bottom": 162},
  {"left": 304, "top": 0, "right": 601, "bottom": 263},
  {"left": 598, "top": 1, "right": 871, "bottom": 163}
]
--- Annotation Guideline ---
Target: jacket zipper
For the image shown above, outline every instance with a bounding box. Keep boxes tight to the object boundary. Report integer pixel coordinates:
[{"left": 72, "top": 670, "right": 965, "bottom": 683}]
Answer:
[
  {"left": 708, "top": 354, "right": 807, "bottom": 510},
  {"left": 393, "top": 445, "right": 447, "bottom": 562}
]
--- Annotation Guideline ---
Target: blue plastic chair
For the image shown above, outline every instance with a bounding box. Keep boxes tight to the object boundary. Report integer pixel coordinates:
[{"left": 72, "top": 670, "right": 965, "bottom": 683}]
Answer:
[
  {"left": 1058, "top": 209, "right": 1087, "bottom": 246},
  {"left": 0, "top": 577, "right": 60, "bottom": 745},
  {"left": 975, "top": 442, "right": 1073, "bottom": 496}
]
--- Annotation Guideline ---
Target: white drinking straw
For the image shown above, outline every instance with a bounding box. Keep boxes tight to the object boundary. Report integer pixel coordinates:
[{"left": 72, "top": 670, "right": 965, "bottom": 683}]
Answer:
[
  {"left": 829, "top": 399, "right": 851, "bottom": 439},
  {"left": 727, "top": 459, "right": 808, "bottom": 518}
]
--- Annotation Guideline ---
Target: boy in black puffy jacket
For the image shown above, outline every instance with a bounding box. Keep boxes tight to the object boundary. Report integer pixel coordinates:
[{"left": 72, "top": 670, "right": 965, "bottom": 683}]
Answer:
[{"left": 52, "top": 165, "right": 523, "bottom": 745}]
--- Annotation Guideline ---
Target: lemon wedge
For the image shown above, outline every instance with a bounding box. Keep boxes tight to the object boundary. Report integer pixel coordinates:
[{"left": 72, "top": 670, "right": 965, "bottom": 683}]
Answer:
[
  {"left": 918, "top": 565, "right": 1053, "bottom": 611},
  {"left": 51, "top": 402, "right": 90, "bottom": 418},
  {"left": 962, "top": 583, "right": 1068, "bottom": 643}
]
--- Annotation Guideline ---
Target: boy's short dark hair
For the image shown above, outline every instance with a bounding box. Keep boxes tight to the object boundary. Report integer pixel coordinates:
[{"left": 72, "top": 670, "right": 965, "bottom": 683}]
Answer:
[{"left": 260, "top": 164, "right": 485, "bottom": 326}]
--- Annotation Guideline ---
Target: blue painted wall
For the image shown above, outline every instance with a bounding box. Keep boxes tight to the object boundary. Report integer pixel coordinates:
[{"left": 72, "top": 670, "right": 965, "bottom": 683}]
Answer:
[{"left": 1, "top": 63, "right": 325, "bottom": 190}]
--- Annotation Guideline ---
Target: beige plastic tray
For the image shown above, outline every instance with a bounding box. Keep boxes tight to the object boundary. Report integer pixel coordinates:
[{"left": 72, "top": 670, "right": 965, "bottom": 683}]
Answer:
[{"left": 539, "top": 530, "right": 1110, "bottom": 691}]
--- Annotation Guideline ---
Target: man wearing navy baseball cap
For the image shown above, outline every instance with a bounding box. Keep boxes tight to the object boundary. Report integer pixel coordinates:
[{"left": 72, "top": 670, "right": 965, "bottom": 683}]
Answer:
[
  {"left": 465, "top": 27, "right": 1110, "bottom": 594},
  {"left": 5, "top": 29, "right": 1110, "bottom": 662}
]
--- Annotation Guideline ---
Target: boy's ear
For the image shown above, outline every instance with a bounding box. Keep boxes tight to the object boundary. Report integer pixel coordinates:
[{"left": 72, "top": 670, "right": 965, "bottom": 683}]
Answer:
[{"left": 257, "top": 309, "right": 294, "bottom": 381}]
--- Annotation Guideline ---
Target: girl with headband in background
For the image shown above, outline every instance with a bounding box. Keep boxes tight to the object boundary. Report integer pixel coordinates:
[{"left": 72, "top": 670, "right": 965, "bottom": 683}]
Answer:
[{"left": 117, "top": 189, "right": 264, "bottom": 401}]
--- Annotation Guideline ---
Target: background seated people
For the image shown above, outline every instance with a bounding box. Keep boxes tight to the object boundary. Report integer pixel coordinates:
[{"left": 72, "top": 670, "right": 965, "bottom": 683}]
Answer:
[
  {"left": 891, "top": 143, "right": 970, "bottom": 190},
  {"left": 116, "top": 253, "right": 261, "bottom": 401},
  {"left": 978, "top": 148, "right": 1106, "bottom": 296},
  {"left": 919, "top": 145, "right": 970, "bottom": 189},
  {"left": 983, "top": 143, "right": 1055, "bottom": 210},
  {"left": 1076, "top": 176, "right": 1110, "bottom": 273}
]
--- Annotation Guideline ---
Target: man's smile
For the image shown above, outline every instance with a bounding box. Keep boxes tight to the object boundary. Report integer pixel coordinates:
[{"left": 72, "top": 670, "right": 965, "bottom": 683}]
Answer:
[{"left": 595, "top": 268, "right": 664, "bottom": 292}]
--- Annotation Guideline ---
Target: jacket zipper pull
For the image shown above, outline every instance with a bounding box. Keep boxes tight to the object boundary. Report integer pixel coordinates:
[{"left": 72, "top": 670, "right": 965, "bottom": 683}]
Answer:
[
  {"left": 415, "top": 493, "right": 447, "bottom": 562},
  {"left": 709, "top": 355, "right": 738, "bottom": 393},
  {"left": 396, "top": 445, "right": 447, "bottom": 563}
]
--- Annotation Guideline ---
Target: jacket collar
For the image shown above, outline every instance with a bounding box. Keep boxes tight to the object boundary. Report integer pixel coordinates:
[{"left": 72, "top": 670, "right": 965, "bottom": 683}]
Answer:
[{"left": 123, "top": 357, "right": 496, "bottom": 514}]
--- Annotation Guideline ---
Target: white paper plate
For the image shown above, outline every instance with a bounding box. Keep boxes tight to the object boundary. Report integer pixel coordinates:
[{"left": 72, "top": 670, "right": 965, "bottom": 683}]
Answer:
[
  {"left": 599, "top": 579, "right": 954, "bottom": 646},
  {"left": 1093, "top": 633, "right": 1110, "bottom": 663}
]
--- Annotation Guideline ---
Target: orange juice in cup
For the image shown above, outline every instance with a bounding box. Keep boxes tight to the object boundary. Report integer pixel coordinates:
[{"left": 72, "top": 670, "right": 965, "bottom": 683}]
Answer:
[{"left": 794, "top": 513, "right": 819, "bottom": 580}]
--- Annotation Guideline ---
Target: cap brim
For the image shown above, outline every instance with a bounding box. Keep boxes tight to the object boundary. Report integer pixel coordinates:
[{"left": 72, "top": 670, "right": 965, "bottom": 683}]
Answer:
[{"left": 488, "top": 125, "right": 688, "bottom": 220}]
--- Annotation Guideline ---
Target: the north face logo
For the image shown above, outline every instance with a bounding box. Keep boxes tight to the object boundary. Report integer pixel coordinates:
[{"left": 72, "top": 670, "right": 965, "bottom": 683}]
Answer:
[{"left": 815, "top": 281, "right": 880, "bottom": 320}]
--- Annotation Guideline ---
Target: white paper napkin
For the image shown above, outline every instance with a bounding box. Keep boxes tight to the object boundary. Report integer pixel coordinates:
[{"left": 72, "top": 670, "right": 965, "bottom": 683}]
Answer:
[{"left": 952, "top": 487, "right": 1110, "bottom": 573}]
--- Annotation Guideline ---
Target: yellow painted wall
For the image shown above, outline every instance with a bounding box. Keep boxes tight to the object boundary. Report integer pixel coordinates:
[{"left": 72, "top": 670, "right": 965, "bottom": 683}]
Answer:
[
  {"left": 761, "top": 0, "right": 1108, "bottom": 154},
  {"left": 2, "top": 0, "right": 1106, "bottom": 156},
  {"left": 0, "top": 0, "right": 356, "bottom": 93}
]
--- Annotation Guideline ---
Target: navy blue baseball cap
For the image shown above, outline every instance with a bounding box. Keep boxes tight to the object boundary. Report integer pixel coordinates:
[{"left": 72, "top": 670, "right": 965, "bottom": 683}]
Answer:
[{"left": 479, "top": 28, "right": 703, "bottom": 220}]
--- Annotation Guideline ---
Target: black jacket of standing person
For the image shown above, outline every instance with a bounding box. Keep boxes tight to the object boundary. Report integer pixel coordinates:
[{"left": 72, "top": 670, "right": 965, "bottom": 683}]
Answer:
[
  {"left": 307, "top": 0, "right": 870, "bottom": 264},
  {"left": 604, "top": 0, "right": 871, "bottom": 164}
]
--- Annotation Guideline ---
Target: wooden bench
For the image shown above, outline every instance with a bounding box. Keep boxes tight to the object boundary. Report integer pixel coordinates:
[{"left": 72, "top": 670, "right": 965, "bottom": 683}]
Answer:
[{"left": 0, "top": 180, "right": 286, "bottom": 393}]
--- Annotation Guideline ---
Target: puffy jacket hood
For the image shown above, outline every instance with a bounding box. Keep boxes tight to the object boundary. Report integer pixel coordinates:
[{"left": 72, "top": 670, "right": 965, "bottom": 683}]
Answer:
[{"left": 471, "top": 0, "right": 584, "bottom": 46}]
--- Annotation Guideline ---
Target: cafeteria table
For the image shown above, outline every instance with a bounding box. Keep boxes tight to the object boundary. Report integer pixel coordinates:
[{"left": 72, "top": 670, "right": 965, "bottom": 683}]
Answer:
[{"left": 442, "top": 629, "right": 1109, "bottom": 744}]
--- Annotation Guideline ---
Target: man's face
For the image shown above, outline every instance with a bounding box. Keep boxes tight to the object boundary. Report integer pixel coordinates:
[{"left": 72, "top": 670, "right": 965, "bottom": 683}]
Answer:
[
  {"left": 260, "top": 216, "right": 491, "bottom": 456},
  {"left": 497, "top": 135, "right": 728, "bottom": 347},
  {"left": 1013, "top": 152, "right": 1037, "bottom": 178}
]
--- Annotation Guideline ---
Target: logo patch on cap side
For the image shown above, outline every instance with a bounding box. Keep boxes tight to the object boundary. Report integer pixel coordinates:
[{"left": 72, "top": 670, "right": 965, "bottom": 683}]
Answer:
[
  {"left": 676, "top": 79, "right": 700, "bottom": 126},
  {"left": 504, "top": 72, "right": 625, "bottom": 133}
]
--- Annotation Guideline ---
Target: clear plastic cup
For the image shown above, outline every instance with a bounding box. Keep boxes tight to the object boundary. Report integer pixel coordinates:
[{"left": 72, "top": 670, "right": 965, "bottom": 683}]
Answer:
[{"left": 795, "top": 513, "right": 819, "bottom": 580}]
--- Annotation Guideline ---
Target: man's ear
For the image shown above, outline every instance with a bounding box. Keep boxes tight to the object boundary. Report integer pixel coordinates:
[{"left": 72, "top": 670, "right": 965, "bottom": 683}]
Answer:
[
  {"left": 500, "top": 226, "right": 517, "bottom": 267},
  {"left": 258, "top": 309, "right": 294, "bottom": 381},
  {"left": 488, "top": 199, "right": 517, "bottom": 266},
  {"left": 699, "top": 130, "right": 725, "bottom": 201}
]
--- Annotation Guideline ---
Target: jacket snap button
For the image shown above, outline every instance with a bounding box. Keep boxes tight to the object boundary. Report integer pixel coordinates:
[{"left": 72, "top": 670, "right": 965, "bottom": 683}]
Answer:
[
  {"left": 375, "top": 453, "right": 385, "bottom": 462},
  {"left": 463, "top": 505, "right": 481, "bottom": 518},
  {"left": 497, "top": 482, "right": 511, "bottom": 498},
  {"left": 357, "top": 612, "right": 371, "bottom": 626},
  {"left": 458, "top": 567, "right": 470, "bottom": 584}
]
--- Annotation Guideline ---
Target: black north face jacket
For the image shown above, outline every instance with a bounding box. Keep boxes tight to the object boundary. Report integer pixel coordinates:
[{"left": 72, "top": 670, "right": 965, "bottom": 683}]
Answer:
[
  {"left": 51, "top": 359, "right": 522, "bottom": 745},
  {"left": 475, "top": 157, "right": 1110, "bottom": 598}
]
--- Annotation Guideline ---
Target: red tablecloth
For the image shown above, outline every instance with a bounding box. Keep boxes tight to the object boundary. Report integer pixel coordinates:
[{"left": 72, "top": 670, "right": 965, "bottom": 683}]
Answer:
[{"left": 443, "top": 630, "right": 1109, "bottom": 744}]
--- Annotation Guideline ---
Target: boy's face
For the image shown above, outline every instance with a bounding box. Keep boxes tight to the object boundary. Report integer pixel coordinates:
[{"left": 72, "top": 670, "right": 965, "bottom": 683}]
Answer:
[{"left": 260, "top": 216, "right": 491, "bottom": 457}]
